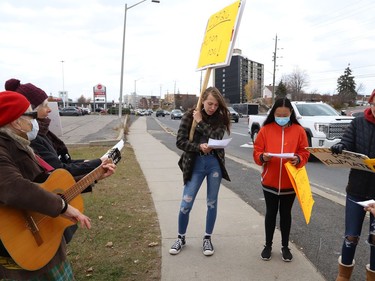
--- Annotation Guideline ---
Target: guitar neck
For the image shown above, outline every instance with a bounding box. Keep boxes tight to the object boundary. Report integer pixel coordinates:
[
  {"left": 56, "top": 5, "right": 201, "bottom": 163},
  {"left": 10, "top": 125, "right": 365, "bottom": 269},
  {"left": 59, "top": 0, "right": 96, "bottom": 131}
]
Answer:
[
  {"left": 61, "top": 147, "right": 120, "bottom": 203},
  {"left": 62, "top": 165, "right": 106, "bottom": 203}
]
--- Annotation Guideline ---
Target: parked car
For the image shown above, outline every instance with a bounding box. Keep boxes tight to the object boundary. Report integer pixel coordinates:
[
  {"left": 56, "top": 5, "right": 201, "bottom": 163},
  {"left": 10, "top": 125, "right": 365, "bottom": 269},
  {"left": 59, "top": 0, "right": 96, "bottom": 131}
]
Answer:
[
  {"left": 156, "top": 109, "right": 165, "bottom": 117},
  {"left": 171, "top": 109, "right": 183, "bottom": 120},
  {"left": 95, "top": 107, "right": 107, "bottom": 114},
  {"left": 80, "top": 107, "right": 91, "bottom": 115},
  {"left": 59, "top": 106, "right": 82, "bottom": 116},
  {"left": 248, "top": 101, "right": 354, "bottom": 148},
  {"left": 164, "top": 110, "right": 170, "bottom": 116},
  {"left": 228, "top": 106, "right": 239, "bottom": 123}
]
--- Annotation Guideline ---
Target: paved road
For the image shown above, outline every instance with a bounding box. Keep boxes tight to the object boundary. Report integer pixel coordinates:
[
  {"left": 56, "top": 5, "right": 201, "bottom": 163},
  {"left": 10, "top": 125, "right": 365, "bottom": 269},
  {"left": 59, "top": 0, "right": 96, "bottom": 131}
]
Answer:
[{"left": 58, "top": 115, "right": 121, "bottom": 144}]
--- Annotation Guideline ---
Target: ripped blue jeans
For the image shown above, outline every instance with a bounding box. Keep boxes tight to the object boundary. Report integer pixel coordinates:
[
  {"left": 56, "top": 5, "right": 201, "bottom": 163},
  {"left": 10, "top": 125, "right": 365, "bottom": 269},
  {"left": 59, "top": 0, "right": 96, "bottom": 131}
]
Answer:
[
  {"left": 341, "top": 194, "right": 375, "bottom": 269},
  {"left": 178, "top": 154, "right": 222, "bottom": 236}
]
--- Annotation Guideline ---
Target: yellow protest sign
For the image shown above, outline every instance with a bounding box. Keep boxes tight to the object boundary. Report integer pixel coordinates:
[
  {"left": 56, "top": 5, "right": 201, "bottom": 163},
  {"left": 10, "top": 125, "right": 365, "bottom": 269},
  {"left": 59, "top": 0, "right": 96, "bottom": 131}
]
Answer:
[
  {"left": 363, "top": 158, "right": 375, "bottom": 172},
  {"left": 285, "top": 162, "right": 314, "bottom": 224},
  {"left": 197, "top": 0, "right": 246, "bottom": 70}
]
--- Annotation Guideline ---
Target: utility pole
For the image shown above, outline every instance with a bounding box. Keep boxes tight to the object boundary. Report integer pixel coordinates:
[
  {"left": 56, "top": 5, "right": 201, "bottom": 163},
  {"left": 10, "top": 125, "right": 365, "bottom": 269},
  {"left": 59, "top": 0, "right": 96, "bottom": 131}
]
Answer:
[
  {"left": 272, "top": 34, "right": 278, "bottom": 104},
  {"left": 61, "top": 60, "right": 66, "bottom": 107},
  {"left": 159, "top": 84, "right": 162, "bottom": 109}
]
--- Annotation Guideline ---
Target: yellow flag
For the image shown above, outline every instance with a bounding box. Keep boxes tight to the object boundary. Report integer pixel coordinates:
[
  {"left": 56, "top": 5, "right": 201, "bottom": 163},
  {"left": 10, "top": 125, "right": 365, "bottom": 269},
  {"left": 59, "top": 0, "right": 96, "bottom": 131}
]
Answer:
[{"left": 285, "top": 162, "right": 314, "bottom": 224}]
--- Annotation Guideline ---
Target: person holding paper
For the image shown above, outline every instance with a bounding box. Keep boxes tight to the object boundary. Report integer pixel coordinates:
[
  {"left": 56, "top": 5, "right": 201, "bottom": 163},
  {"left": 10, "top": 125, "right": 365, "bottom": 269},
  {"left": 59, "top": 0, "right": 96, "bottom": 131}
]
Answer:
[
  {"left": 169, "top": 87, "right": 231, "bottom": 256},
  {"left": 253, "top": 97, "right": 310, "bottom": 262},
  {"left": 330, "top": 89, "right": 375, "bottom": 280},
  {"left": 5, "top": 78, "right": 111, "bottom": 243},
  {"left": 365, "top": 203, "right": 375, "bottom": 216}
]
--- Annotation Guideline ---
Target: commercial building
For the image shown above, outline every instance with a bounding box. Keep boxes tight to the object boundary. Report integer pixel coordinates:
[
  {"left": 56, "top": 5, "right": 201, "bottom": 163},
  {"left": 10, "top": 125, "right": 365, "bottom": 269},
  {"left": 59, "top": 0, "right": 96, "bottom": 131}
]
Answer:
[{"left": 214, "top": 49, "right": 264, "bottom": 104}]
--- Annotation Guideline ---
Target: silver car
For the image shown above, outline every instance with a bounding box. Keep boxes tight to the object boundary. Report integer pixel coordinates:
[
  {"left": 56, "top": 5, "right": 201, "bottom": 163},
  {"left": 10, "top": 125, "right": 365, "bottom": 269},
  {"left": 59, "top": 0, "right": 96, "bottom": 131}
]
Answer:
[{"left": 171, "top": 109, "right": 183, "bottom": 120}]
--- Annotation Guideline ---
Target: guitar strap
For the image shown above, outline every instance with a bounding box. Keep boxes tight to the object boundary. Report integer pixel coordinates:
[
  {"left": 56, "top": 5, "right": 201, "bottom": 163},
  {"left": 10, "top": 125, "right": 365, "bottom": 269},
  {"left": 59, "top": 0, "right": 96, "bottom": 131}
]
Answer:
[{"left": 34, "top": 154, "right": 54, "bottom": 172}]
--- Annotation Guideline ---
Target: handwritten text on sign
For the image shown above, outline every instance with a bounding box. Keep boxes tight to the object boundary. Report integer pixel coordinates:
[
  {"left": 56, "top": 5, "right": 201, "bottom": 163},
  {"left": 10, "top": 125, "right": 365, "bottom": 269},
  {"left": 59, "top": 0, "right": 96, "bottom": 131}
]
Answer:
[
  {"left": 197, "top": 0, "right": 245, "bottom": 70},
  {"left": 306, "top": 147, "right": 374, "bottom": 172}
]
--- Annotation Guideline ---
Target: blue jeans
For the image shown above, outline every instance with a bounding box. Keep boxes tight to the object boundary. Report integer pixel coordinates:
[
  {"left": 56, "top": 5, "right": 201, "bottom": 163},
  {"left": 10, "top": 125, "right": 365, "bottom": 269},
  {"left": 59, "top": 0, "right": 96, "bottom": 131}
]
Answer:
[
  {"left": 341, "top": 194, "right": 375, "bottom": 269},
  {"left": 178, "top": 154, "right": 222, "bottom": 236}
]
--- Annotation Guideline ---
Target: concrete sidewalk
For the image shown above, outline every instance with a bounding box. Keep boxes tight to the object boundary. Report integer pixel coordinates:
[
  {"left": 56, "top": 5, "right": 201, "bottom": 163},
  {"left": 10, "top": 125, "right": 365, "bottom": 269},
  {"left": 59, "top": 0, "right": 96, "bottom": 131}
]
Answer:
[{"left": 127, "top": 117, "right": 326, "bottom": 281}]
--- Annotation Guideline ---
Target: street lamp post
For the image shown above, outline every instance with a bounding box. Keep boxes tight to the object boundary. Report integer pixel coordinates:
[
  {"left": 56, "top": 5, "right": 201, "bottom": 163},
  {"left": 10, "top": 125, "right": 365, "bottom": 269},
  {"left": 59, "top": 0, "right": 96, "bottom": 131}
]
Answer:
[
  {"left": 61, "top": 60, "right": 66, "bottom": 108},
  {"left": 118, "top": 0, "right": 160, "bottom": 118}
]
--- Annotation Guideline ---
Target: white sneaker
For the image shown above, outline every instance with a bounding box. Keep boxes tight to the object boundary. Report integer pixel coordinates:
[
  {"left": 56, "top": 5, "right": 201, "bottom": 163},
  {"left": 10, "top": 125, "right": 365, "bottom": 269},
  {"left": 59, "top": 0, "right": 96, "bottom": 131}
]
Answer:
[
  {"left": 169, "top": 236, "right": 185, "bottom": 255},
  {"left": 203, "top": 236, "right": 214, "bottom": 256}
]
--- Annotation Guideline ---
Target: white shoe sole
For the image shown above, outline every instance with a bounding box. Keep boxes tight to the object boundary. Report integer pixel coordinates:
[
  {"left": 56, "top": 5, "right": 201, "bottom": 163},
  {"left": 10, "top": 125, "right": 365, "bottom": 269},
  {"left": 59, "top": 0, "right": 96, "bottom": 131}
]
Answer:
[
  {"left": 169, "top": 244, "right": 185, "bottom": 255},
  {"left": 203, "top": 250, "right": 214, "bottom": 256},
  {"left": 280, "top": 249, "right": 293, "bottom": 262}
]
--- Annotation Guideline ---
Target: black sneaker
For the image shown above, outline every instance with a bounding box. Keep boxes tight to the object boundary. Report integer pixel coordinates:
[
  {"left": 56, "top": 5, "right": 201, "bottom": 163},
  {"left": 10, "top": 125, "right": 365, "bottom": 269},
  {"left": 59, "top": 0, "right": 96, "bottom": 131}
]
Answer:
[
  {"left": 169, "top": 236, "right": 185, "bottom": 255},
  {"left": 281, "top": 247, "right": 293, "bottom": 262},
  {"left": 203, "top": 236, "right": 214, "bottom": 256},
  {"left": 261, "top": 245, "right": 272, "bottom": 261}
]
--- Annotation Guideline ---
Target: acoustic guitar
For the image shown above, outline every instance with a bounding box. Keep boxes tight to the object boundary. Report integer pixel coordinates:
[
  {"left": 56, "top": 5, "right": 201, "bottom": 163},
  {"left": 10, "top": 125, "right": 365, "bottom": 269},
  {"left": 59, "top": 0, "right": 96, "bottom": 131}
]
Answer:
[{"left": 0, "top": 148, "right": 121, "bottom": 271}]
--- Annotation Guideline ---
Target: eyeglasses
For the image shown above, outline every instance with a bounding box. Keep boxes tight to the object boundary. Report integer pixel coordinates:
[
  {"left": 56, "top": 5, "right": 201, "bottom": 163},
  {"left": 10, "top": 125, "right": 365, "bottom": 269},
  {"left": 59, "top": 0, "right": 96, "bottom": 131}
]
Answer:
[{"left": 22, "top": 111, "right": 38, "bottom": 119}]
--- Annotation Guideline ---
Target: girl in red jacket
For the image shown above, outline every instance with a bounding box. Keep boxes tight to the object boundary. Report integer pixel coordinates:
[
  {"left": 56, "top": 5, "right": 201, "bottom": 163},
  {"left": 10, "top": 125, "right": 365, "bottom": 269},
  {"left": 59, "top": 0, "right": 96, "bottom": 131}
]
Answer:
[{"left": 253, "top": 97, "right": 310, "bottom": 262}]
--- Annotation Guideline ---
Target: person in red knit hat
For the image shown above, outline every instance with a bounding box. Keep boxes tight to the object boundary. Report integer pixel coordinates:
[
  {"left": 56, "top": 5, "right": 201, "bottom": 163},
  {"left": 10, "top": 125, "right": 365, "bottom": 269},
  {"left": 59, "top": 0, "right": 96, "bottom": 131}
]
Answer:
[
  {"left": 4, "top": 78, "right": 107, "bottom": 174},
  {"left": 331, "top": 89, "right": 375, "bottom": 280},
  {"left": 0, "top": 90, "right": 115, "bottom": 280},
  {"left": 5, "top": 78, "right": 110, "bottom": 243}
]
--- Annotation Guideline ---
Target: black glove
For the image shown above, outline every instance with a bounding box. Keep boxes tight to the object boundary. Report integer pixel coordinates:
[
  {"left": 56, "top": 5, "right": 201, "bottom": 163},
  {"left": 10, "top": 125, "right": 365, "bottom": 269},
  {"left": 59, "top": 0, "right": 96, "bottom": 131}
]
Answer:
[{"left": 331, "top": 143, "right": 345, "bottom": 154}]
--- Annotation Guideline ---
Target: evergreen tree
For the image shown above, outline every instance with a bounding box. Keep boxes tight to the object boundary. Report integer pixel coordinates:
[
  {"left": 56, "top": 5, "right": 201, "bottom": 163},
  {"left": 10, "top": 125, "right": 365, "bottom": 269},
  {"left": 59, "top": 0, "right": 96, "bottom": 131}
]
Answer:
[
  {"left": 336, "top": 65, "right": 357, "bottom": 105},
  {"left": 275, "top": 80, "right": 287, "bottom": 99}
]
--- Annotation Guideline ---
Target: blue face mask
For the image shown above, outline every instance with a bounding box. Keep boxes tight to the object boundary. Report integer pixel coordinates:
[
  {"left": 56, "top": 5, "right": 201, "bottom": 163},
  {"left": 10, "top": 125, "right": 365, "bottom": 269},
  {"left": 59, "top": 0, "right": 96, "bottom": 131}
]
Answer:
[{"left": 275, "top": 116, "right": 290, "bottom": 127}]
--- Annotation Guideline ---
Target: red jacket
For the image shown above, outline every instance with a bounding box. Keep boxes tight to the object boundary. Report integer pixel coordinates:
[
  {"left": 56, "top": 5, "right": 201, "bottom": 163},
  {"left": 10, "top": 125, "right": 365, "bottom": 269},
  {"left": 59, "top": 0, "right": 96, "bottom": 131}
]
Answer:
[{"left": 253, "top": 122, "right": 310, "bottom": 194}]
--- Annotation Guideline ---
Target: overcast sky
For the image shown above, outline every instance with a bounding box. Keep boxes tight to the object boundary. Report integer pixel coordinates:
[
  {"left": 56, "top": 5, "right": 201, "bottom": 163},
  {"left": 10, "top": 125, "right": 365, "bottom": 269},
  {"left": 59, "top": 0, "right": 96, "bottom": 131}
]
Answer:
[{"left": 1, "top": 0, "right": 375, "bottom": 102}]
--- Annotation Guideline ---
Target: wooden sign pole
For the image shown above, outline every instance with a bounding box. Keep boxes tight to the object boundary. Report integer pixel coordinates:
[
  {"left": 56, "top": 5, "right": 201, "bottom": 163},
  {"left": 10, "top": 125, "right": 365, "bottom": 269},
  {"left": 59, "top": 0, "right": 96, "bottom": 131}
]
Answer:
[{"left": 189, "top": 67, "right": 212, "bottom": 141}]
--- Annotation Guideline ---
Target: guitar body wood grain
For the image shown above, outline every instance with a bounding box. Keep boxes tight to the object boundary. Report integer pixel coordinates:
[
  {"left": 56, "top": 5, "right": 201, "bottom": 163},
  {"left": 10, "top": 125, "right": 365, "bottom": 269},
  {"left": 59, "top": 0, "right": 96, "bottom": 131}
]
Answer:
[{"left": 0, "top": 169, "right": 83, "bottom": 271}]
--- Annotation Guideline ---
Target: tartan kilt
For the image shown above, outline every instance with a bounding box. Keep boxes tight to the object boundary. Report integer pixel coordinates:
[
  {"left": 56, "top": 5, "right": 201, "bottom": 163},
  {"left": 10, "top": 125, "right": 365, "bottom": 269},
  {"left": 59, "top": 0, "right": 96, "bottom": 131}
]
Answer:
[{"left": 1, "top": 259, "right": 74, "bottom": 281}]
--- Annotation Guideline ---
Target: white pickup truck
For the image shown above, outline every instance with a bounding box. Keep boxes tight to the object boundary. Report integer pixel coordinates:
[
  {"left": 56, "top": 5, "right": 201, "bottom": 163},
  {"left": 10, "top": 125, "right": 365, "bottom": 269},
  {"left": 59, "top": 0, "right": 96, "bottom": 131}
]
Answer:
[{"left": 248, "top": 101, "right": 355, "bottom": 148}]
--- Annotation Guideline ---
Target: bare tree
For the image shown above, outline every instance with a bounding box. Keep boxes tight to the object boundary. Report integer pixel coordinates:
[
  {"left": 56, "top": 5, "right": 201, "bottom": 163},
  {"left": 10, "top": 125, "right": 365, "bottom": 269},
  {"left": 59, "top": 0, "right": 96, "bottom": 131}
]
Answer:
[
  {"left": 356, "top": 82, "right": 365, "bottom": 96},
  {"left": 284, "top": 67, "right": 309, "bottom": 100},
  {"left": 77, "top": 95, "right": 87, "bottom": 105}
]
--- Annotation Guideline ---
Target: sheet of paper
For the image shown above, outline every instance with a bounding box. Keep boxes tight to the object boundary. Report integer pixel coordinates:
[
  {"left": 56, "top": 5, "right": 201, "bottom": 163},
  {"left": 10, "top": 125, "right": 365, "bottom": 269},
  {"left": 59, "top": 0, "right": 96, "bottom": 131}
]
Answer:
[
  {"left": 268, "top": 153, "right": 294, "bottom": 158},
  {"left": 348, "top": 198, "right": 375, "bottom": 207},
  {"left": 113, "top": 139, "right": 124, "bottom": 151},
  {"left": 208, "top": 138, "right": 232, "bottom": 149},
  {"left": 102, "top": 139, "right": 124, "bottom": 158}
]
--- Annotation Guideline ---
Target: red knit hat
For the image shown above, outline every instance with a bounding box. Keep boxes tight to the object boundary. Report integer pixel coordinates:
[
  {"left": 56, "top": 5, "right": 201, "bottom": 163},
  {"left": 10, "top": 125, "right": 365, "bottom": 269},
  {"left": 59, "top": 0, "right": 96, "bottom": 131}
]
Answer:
[
  {"left": 4, "top": 78, "right": 48, "bottom": 109},
  {"left": 0, "top": 91, "right": 30, "bottom": 127}
]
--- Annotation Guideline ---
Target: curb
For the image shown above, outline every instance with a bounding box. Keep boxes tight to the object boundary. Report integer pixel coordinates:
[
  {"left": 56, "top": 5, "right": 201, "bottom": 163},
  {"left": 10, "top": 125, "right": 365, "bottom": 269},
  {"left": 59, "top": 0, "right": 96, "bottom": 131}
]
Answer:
[{"left": 65, "top": 116, "right": 127, "bottom": 148}]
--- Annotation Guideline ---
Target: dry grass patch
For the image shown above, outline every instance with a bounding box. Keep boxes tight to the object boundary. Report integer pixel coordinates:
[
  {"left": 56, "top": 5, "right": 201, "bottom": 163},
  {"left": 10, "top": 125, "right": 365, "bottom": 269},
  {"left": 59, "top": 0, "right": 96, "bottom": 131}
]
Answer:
[{"left": 67, "top": 144, "right": 161, "bottom": 281}]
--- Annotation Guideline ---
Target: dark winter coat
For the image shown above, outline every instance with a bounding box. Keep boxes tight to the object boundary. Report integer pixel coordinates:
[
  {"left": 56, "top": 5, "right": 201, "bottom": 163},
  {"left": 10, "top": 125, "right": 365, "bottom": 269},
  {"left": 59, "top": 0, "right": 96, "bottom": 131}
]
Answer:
[
  {"left": 338, "top": 116, "right": 375, "bottom": 199},
  {"left": 177, "top": 110, "right": 230, "bottom": 184},
  {"left": 30, "top": 135, "right": 101, "bottom": 177}
]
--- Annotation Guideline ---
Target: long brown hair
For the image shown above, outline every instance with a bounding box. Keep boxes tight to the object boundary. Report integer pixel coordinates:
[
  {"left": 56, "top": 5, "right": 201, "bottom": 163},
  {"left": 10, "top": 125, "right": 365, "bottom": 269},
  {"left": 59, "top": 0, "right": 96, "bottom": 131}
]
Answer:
[{"left": 200, "top": 87, "right": 231, "bottom": 135}]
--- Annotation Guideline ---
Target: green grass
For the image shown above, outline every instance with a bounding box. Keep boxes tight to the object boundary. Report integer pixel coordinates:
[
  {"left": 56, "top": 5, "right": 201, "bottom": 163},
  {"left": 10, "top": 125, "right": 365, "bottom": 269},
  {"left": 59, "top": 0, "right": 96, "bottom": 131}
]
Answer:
[{"left": 67, "top": 144, "right": 161, "bottom": 281}]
